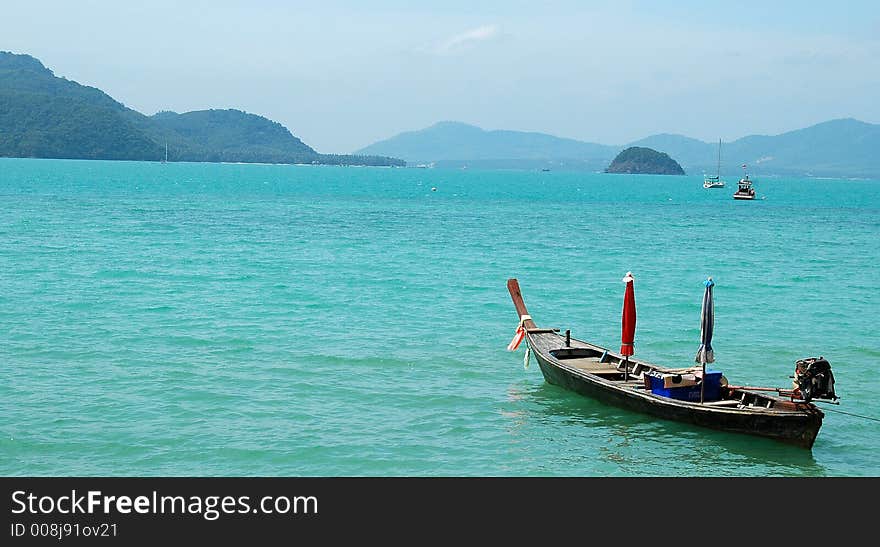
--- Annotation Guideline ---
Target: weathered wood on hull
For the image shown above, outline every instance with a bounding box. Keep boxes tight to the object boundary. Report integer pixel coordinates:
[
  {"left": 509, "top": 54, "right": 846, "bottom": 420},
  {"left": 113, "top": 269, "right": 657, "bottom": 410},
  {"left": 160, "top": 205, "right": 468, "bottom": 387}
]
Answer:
[{"left": 532, "top": 351, "right": 821, "bottom": 449}]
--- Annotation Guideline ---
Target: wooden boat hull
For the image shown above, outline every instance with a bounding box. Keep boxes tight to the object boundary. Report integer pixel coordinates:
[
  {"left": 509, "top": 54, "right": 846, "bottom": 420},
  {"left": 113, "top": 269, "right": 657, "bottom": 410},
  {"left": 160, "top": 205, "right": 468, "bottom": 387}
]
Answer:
[
  {"left": 508, "top": 278, "right": 824, "bottom": 449},
  {"left": 531, "top": 347, "right": 822, "bottom": 448}
]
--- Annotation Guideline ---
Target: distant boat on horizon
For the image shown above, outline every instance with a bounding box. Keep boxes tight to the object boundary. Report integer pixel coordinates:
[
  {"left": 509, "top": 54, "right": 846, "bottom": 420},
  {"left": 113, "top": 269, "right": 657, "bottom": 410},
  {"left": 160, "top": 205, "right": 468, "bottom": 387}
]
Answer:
[
  {"left": 703, "top": 139, "right": 725, "bottom": 188},
  {"left": 733, "top": 164, "right": 756, "bottom": 200},
  {"left": 162, "top": 141, "right": 168, "bottom": 164}
]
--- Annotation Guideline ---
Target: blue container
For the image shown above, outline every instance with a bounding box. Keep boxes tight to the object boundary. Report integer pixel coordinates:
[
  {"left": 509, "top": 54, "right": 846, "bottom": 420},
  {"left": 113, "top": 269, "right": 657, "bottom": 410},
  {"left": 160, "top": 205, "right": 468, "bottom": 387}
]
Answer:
[{"left": 648, "top": 370, "right": 722, "bottom": 402}]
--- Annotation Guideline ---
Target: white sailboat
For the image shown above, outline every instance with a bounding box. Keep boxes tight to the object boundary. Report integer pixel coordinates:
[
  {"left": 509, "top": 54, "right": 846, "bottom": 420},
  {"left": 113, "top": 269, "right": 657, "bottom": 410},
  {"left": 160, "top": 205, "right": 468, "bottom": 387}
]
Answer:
[
  {"left": 703, "top": 139, "right": 725, "bottom": 188},
  {"left": 162, "top": 141, "right": 168, "bottom": 164}
]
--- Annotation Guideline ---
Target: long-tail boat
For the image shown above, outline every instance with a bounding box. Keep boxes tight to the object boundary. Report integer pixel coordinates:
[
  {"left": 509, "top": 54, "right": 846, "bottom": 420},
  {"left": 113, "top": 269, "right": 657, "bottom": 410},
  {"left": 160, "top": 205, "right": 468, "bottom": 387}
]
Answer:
[{"left": 507, "top": 278, "right": 837, "bottom": 449}]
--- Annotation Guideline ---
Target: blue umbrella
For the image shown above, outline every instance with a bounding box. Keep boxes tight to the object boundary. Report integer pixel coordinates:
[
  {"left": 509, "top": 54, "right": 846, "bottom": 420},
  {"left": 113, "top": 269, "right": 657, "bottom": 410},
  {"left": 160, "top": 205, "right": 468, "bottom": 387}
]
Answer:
[{"left": 695, "top": 277, "right": 715, "bottom": 403}]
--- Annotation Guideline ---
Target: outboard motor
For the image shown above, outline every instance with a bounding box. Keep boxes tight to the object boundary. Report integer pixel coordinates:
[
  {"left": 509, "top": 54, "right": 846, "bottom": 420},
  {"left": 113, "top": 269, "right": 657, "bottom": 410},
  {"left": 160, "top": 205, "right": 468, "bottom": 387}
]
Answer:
[{"left": 794, "top": 356, "right": 837, "bottom": 402}]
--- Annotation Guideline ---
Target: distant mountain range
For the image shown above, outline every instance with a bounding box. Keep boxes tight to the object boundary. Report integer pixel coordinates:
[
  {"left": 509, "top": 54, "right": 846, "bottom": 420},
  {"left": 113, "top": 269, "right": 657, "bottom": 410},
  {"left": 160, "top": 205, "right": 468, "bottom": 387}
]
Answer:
[
  {"left": 4, "top": 50, "right": 877, "bottom": 177},
  {"left": 357, "top": 121, "right": 615, "bottom": 163},
  {"left": 357, "top": 119, "right": 880, "bottom": 178},
  {"left": 0, "top": 51, "right": 403, "bottom": 166}
]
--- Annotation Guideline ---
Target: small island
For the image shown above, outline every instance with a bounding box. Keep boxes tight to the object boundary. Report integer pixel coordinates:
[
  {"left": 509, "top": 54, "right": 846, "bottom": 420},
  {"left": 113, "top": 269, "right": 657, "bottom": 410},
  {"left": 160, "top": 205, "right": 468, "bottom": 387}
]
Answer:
[{"left": 605, "top": 147, "right": 685, "bottom": 175}]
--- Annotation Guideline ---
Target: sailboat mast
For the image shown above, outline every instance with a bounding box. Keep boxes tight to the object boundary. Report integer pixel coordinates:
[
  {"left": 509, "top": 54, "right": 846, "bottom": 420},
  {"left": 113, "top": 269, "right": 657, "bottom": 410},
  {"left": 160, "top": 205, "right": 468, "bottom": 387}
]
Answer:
[
  {"left": 716, "top": 138, "right": 721, "bottom": 178},
  {"left": 165, "top": 142, "right": 168, "bottom": 163}
]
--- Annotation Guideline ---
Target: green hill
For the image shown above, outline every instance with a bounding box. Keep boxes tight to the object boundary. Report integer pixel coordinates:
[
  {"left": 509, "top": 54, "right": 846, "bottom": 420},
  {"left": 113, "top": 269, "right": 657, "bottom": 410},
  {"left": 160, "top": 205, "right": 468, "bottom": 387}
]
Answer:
[
  {"left": 148, "top": 109, "right": 317, "bottom": 164},
  {"left": 0, "top": 51, "right": 403, "bottom": 166},
  {"left": 605, "top": 147, "right": 685, "bottom": 175},
  {"left": 0, "top": 51, "right": 161, "bottom": 160}
]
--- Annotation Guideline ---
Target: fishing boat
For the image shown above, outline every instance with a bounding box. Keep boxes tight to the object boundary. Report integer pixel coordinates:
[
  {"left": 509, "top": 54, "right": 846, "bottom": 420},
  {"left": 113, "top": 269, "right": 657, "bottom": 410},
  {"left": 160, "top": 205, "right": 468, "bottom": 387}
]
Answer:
[
  {"left": 506, "top": 278, "right": 837, "bottom": 448},
  {"left": 733, "top": 164, "right": 756, "bottom": 200},
  {"left": 703, "top": 139, "right": 725, "bottom": 188}
]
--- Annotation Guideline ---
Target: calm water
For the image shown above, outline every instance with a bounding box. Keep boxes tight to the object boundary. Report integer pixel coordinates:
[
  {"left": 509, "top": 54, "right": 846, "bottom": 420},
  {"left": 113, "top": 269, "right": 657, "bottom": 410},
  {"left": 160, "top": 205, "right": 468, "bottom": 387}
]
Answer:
[{"left": 1, "top": 158, "right": 878, "bottom": 476}]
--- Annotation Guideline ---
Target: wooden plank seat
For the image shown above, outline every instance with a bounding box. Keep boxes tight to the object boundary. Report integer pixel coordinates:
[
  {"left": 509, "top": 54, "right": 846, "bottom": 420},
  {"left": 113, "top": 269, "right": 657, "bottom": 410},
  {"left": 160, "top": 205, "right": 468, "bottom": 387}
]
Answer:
[{"left": 560, "top": 357, "right": 623, "bottom": 376}]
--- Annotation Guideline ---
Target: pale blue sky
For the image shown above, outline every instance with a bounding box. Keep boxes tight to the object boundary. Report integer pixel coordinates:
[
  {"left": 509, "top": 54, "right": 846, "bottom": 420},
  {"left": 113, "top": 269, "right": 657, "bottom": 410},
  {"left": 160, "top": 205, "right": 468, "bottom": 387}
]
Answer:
[{"left": 3, "top": 0, "right": 878, "bottom": 152}]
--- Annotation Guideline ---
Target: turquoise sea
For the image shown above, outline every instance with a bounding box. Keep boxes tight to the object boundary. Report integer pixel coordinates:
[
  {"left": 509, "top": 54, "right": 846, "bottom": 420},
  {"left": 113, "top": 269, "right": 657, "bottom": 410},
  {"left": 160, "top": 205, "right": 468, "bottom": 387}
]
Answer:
[{"left": 1, "top": 158, "right": 878, "bottom": 476}]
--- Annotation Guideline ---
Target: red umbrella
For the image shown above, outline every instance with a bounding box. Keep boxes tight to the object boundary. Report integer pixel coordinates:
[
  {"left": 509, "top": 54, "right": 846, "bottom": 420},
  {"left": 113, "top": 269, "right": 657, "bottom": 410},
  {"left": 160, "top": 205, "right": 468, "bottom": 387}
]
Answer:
[{"left": 621, "top": 272, "right": 636, "bottom": 380}]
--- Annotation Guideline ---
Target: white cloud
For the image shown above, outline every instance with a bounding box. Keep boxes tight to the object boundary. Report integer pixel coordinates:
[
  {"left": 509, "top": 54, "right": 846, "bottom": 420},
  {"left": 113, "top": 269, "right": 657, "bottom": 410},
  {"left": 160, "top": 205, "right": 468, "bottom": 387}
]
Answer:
[{"left": 435, "top": 24, "right": 500, "bottom": 54}]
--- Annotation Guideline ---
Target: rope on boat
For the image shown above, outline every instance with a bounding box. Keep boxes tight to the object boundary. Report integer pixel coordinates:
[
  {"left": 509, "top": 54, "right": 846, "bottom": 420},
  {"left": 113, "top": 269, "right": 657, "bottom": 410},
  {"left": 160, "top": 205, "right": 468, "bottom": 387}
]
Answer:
[
  {"left": 822, "top": 407, "right": 880, "bottom": 423},
  {"left": 523, "top": 344, "right": 531, "bottom": 370}
]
